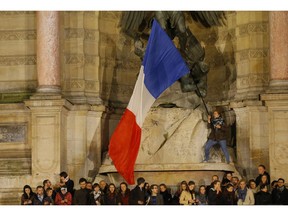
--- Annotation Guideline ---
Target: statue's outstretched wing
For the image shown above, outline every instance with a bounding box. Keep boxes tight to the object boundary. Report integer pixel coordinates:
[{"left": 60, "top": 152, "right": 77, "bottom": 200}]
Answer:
[
  {"left": 120, "top": 11, "right": 149, "bottom": 37},
  {"left": 190, "top": 11, "right": 226, "bottom": 28}
]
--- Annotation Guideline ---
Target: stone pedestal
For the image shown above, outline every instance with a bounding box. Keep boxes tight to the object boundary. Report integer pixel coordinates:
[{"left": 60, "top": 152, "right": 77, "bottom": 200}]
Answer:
[
  {"left": 99, "top": 107, "right": 240, "bottom": 187},
  {"left": 261, "top": 94, "right": 288, "bottom": 182},
  {"left": 24, "top": 96, "right": 69, "bottom": 185},
  {"left": 231, "top": 101, "right": 269, "bottom": 180}
]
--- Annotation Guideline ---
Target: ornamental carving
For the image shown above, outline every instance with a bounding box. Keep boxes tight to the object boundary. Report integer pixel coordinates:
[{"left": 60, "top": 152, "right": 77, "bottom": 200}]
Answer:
[
  {"left": 239, "top": 49, "right": 269, "bottom": 61},
  {"left": 239, "top": 22, "right": 268, "bottom": 36},
  {"left": 0, "top": 30, "right": 36, "bottom": 40},
  {"left": 238, "top": 73, "right": 270, "bottom": 88},
  {"left": 63, "top": 80, "right": 85, "bottom": 90},
  {"left": 0, "top": 55, "right": 36, "bottom": 66}
]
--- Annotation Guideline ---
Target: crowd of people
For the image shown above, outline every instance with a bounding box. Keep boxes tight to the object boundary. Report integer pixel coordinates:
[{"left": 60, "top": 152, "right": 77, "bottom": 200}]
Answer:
[{"left": 20, "top": 165, "right": 288, "bottom": 205}]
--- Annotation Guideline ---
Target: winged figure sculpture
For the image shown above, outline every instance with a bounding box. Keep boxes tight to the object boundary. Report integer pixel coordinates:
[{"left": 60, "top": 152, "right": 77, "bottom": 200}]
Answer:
[{"left": 120, "top": 11, "right": 226, "bottom": 98}]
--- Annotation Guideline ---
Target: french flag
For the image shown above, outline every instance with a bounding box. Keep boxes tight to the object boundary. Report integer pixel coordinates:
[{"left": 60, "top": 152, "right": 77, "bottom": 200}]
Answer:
[{"left": 108, "top": 19, "right": 190, "bottom": 185}]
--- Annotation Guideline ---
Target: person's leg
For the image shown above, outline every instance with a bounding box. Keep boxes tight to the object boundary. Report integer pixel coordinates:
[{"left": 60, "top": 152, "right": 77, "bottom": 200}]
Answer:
[
  {"left": 219, "top": 140, "right": 230, "bottom": 163},
  {"left": 204, "top": 139, "right": 217, "bottom": 161}
]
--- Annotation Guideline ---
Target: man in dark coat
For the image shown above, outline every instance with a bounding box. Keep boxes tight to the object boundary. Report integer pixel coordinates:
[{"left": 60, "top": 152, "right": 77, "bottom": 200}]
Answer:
[
  {"left": 272, "top": 178, "right": 288, "bottom": 205},
  {"left": 73, "top": 178, "right": 90, "bottom": 205},
  {"left": 129, "top": 177, "right": 146, "bottom": 205}
]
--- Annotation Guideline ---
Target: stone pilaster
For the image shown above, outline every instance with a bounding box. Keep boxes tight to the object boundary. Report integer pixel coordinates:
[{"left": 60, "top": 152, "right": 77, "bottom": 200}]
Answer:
[
  {"left": 234, "top": 12, "right": 270, "bottom": 100},
  {"left": 36, "top": 11, "right": 61, "bottom": 94},
  {"left": 64, "top": 104, "right": 105, "bottom": 183},
  {"left": 231, "top": 101, "right": 269, "bottom": 179}
]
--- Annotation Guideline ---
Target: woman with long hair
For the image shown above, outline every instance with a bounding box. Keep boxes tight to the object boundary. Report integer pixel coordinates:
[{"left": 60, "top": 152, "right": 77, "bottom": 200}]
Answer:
[{"left": 20, "top": 185, "right": 35, "bottom": 205}]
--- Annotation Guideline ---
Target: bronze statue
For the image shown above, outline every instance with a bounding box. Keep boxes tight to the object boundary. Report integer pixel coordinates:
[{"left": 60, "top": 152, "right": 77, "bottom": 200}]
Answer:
[{"left": 120, "top": 11, "right": 226, "bottom": 98}]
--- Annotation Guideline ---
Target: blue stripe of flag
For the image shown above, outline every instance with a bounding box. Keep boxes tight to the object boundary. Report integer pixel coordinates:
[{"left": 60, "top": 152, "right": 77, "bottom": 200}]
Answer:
[{"left": 142, "top": 19, "right": 190, "bottom": 99}]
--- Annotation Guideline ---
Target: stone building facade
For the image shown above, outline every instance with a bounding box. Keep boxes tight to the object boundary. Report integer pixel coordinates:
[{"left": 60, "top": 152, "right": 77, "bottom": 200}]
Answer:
[{"left": 0, "top": 11, "right": 287, "bottom": 204}]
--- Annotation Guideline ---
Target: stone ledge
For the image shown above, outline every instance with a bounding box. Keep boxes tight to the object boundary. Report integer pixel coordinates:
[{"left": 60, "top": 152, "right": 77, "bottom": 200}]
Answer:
[{"left": 99, "top": 163, "right": 236, "bottom": 174}]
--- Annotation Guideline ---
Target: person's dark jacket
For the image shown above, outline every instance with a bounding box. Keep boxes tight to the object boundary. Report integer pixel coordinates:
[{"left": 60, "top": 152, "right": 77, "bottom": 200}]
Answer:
[
  {"left": 207, "top": 122, "right": 227, "bottom": 141},
  {"left": 272, "top": 186, "right": 288, "bottom": 205},
  {"left": 208, "top": 188, "right": 223, "bottom": 205},
  {"left": 73, "top": 188, "right": 90, "bottom": 205},
  {"left": 118, "top": 189, "right": 130, "bottom": 205},
  {"left": 255, "top": 191, "right": 272, "bottom": 205},
  {"left": 104, "top": 192, "right": 121, "bottom": 205},
  {"left": 32, "top": 195, "right": 46, "bottom": 205},
  {"left": 128, "top": 185, "right": 146, "bottom": 205},
  {"left": 160, "top": 190, "right": 172, "bottom": 205},
  {"left": 222, "top": 190, "right": 237, "bottom": 205}
]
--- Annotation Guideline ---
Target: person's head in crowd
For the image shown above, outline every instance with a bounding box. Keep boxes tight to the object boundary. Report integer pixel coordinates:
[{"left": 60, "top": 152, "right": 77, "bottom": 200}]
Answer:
[
  {"left": 108, "top": 183, "right": 116, "bottom": 194},
  {"left": 277, "top": 178, "right": 285, "bottom": 188},
  {"left": 159, "top": 183, "right": 168, "bottom": 193},
  {"left": 232, "top": 176, "right": 239, "bottom": 186},
  {"left": 60, "top": 185, "right": 68, "bottom": 194},
  {"left": 23, "top": 185, "right": 33, "bottom": 197},
  {"left": 226, "top": 183, "right": 234, "bottom": 192},
  {"left": 238, "top": 179, "right": 247, "bottom": 190},
  {"left": 198, "top": 185, "right": 206, "bottom": 195},
  {"left": 211, "top": 175, "right": 219, "bottom": 182},
  {"left": 99, "top": 180, "right": 107, "bottom": 190},
  {"left": 43, "top": 179, "right": 52, "bottom": 189},
  {"left": 59, "top": 171, "right": 69, "bottom": 183},
  {"left": 248, "top": 179, "right": 257, "bottom": 189},
  {"left": 92, "top": 183, "right": 100, "bottom": 193},
  {"left": 137, "top": 177, "right": 145, "bottom": 188},
  {"left": 144, "top": 182, "right": 150, "bottom": 191},
  {"left": 188, "top": 180, "right": 196, "bottom": 191},
  {"left": 86, "top": 182, "right": 93, "bottom": 190},
  {"left": 257, "top": 165, "right": 266, "bottom": 175},
  {"left": 120, "top": 182, "right": 128, "bottom": 193},
  {"left": 36, "top": 185, "right": 44, "bottom": 196},
  {"left": 79, "top": 177, "right": 87, "bottom": 189},
  {"left": 46, "top": 187, "right": 53, "bottom": 197},
  {"left": 180, "top": 180, "right": 188, "bottom": 192},
  {"left": 271, "top": 180, "right": 278, "bottom": 189}
]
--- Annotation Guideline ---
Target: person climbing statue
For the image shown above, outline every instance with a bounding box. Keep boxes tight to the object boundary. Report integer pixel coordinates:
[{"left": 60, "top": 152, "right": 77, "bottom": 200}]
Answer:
[{"left": 203, "top": 110, "right": 230, "bottom": 164}]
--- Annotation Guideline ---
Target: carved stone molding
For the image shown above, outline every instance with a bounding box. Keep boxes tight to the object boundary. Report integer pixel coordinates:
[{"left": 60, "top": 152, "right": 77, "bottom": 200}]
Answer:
[
  {"left": 238, "top": 48, "right": 269, "bottom": 61},
  {"left": 0, "top": 30, "right": 36, "bottom": 41},
  {"left": 238, "top": 73, "right": 270, "bottom": 88},
  {"left": 85, "top": 80, "right": 96, "bottom": 91},
  {"left": 0, "top": 55, "right": 36, "bottom": 66},
  {"left": 64, "top": 28, "right": 84, "bottom": 39},
  {"left": 63, "top": 80, "right": 85, "bottom": 91},
  {"left": 238, "top": 22, "right": 268, "bottom": 36},
  {"left": 0, "top": 11, "right": 35, "bottom": 16},
  {"left": 64, "top": 54, "right": 98, "bottom": 65}
]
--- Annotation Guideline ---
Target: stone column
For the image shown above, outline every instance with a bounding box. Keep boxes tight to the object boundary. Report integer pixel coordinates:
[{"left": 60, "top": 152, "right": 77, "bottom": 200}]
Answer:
[
  {"left": 268, "top": 11, "right": 288, "bottom": 91},
  {"left": 260, "top": 12, "right": 288, "bottom": 182},
  {"left": 36, "top": 11, "right": 61, "bottom": 94},
  {"left": 24, "top": 11, "right": 66, "bottom": 185}
]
